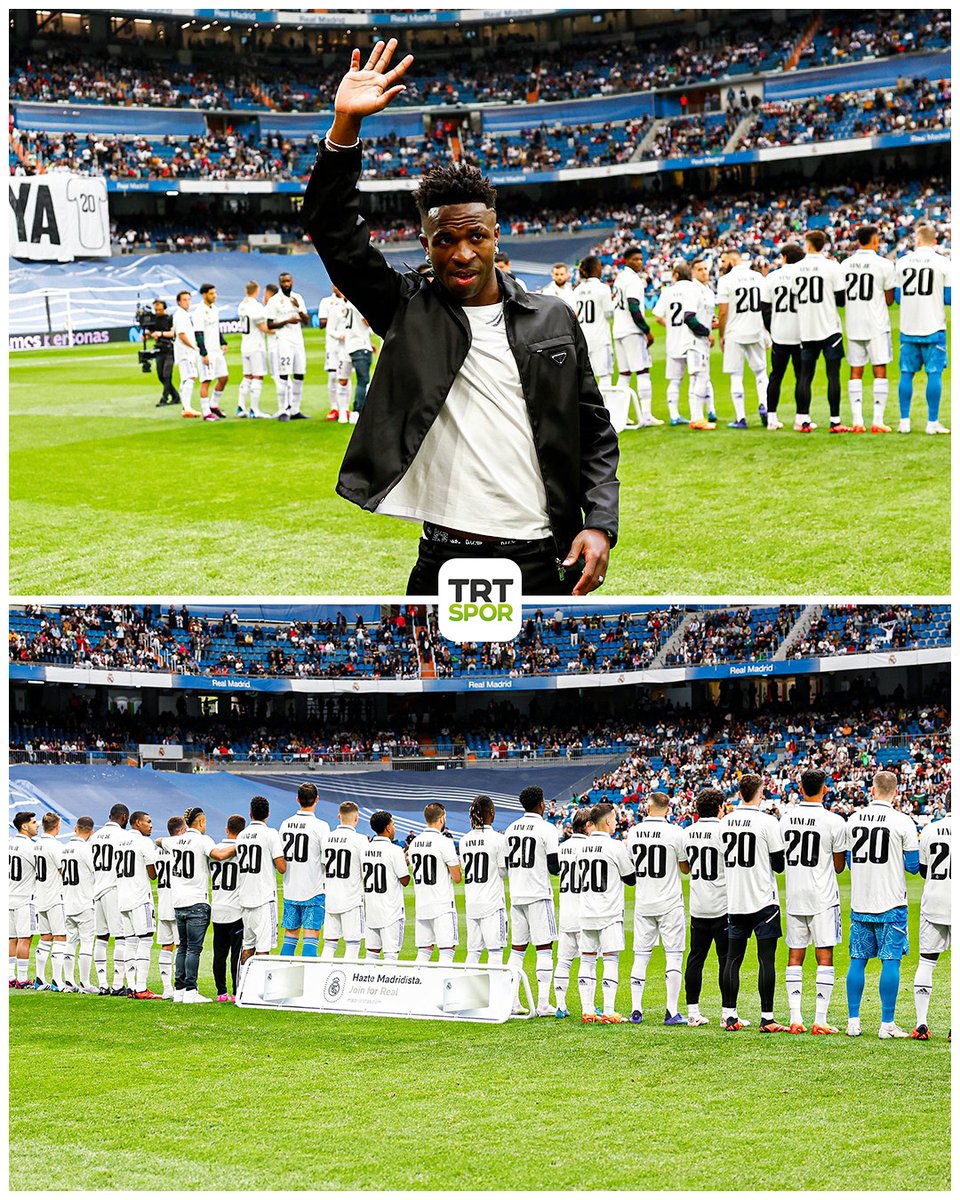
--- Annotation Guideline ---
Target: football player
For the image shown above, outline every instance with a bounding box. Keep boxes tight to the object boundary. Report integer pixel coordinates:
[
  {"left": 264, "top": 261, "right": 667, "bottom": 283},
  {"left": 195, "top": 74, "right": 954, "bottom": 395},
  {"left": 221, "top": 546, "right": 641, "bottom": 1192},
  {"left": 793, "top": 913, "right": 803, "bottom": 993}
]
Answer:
[
  {"left": 459, "top": 795, "right": 508, "bottom": 966},
  {"left": 843, "top": 226, "right": 895, "bottom": 432},
  {"left": 683, "top": 788, "right": 729, "bottom": 1026},
  {"left": 554, "top": 808, "right": 593, "bottom": 1017},
  {"left": 912, "top": 807, "right": 951, "bottom": 1039},
  {"left": 155, "top": 815, "right": 185, "bottom": 999},
  {"left": 894, "top": 224, "right": 951, "bottom": 434},
  {"left": 211, "top": 815, "right": 245, "bottom": 1002},
  {"left": 9, "top": 811, "right": 39, "bottom": 989},
  {"left": 279, "top": 781, "right": 330, "bottom": 959},
  {"left": 236, "top": 280, "right": 270, "bottom": 418},
  {"left": 792, "top": 230, "right": 848, "bottom": 433},
  {"left": 409, "top": 803, "right": 461, "bottom": 963},
  {"left": 236, "top": 797, "right": 286, "bottom": 969},
  {"left": 716, "top": 249, "right": 769, "bottom": 428},
  {"left": 33, "top": 812, "right": 67, "bottom": 991},
  {"left": 612, "top": 245, "right": 659, "bottom": 427},
  {"left": 320, "top": 801, "right": 368, "bottom": 960},
  {"left": 90, "top": 803, "right": 131, "bottom": 996},
  {"left": 505, "top": 785, "right": 561, "bottom": 1016},
  {"left": 763, "top": 243, "right": 804, "bottom": 430},
  {"left": 578, "top": 802, "right": 636, "bottom": 1024},
  {"left": 362, "top": 811, "right": 410, "bottom": 962},
  {"left": 115, "top": 810, "right": 161, "bottom": 999},
  {"left": 60, "top": 816, "right": 97, "bottom": 993}
]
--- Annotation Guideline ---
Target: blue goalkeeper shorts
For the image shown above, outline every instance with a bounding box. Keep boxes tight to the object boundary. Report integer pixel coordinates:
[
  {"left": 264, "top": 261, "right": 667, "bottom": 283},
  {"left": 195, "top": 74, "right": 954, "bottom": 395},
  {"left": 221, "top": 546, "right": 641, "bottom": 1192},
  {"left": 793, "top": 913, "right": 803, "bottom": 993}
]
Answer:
[
  {"left": 849, "top": 907, "right": 909, "bottom": 961},
  {"left": 281, "top": 895, "right": 325, "bottom": 932},
  {"left": 900, "top": 331, "right": 947, "bottom": 375}
]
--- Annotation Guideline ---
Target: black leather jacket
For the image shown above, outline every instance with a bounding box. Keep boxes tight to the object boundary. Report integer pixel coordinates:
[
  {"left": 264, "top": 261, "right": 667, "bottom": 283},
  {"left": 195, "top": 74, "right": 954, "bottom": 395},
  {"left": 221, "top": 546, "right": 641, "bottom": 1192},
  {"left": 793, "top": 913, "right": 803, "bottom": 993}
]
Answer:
[{"left": 302, "top": 143, "right": 620, "bottom": 555}]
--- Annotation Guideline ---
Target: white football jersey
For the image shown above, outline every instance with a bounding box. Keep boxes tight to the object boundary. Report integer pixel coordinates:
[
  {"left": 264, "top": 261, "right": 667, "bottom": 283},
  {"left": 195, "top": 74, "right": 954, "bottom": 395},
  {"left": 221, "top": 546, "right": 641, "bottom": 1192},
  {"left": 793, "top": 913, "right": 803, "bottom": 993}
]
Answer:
[
  {"left": 343, "top": 301, "right": 373, "bottom": 355},
  {"left": 848, "top": 801, "right": 919, "bottom": 914},
  {"left": 238, "top": 296, "right": 267, "bottom": 356},
  {"left": 716, "top": 264, "right": 765, "bottom": 343},
  {"left": 504, "top": 812, "right": 560, "bottom": 905},
  {"left": 781, "top": 802, "right": 850, "bottom": 916},
  {"left": 89, "top": 821, "right": 127, "bottom": 900},
  {"left": 653, "top": 282, "right": 691, "bottom": 360},
  {"left": 459, "top": 825, "right": 507, "bottom": 920},
  {"left": 919, "top": 814, "right": 951, "bottom": 925},
  {"left": 192, "top": 301, "right": 222, "bottom": 353},
  {"left": 611, "top": 267, "right": 646, "bottom": 340},
  {"left": 33, "top": 833, "right": 64, "bottom": 912},
  {"left": 540, "top": 279, "right": 576, "bottom": 307},
  {"left": 172, "top": 305, "right": 198, "bottom": 361},
  {"left": 235, "top": 821, "right": 283, "bottom": 908},
  {"left": 408, "top": 828, "right": 459, "bottom": 922},
  {"left": 680, "top": 282, "right": 716, "bottom": 356},
  {"left": 60, "top": 837, "right": 95, "bottom": 915},
  {"left": 766, "top": 263, "right": 801, "bottom": 345},
  {"left": 683, "top": 817, "right": 726, "bottom": 920},
  {"left": 575, "top": 278, "right": 614, "bottom": 349},
  {"left": 720, "top": 806, "right": 784, "bottom": 914},
  {"left": 210, "top": 843, "right": 242, "bottom": 922},
  {"left": 362, "top": 836, "right": 410, "bottom": 928},
  {"left": 577, "top": 832, "right": 635, "bottom": 928},
  {"left": 792, "top": 254, "right": 845, "bottom": 341},
  {"left": 627, "top": 817, "right": 687, "bottom": 916},
  {"left": 278, "top": 810, "right": 330, "bottom": 903},
  {"left": 322, "top": 825, "right": 367, "bottom": 913},
  {"left": 895, "top": 248, "right": 950, "bottom": 336},
  {"left": 155, "top": 843, "right": 175, "bottom": 922},
  {"left": 115, "top": 829, "right": 158, "bottom": 911},
  {"left": 8, "top": 834, "right": 37, "bottom": 906},
  {"left": 842, "top": 249, "right": 895, "bottom": 340},
  {"left": 161, "top": 829, "right": 217, "bottom": 909},
  {"left": 265, "top": 289, "right": 308, "bottom": 348},
  {"left": 558, "top": 833, "right": 588, "bottom": 932}
]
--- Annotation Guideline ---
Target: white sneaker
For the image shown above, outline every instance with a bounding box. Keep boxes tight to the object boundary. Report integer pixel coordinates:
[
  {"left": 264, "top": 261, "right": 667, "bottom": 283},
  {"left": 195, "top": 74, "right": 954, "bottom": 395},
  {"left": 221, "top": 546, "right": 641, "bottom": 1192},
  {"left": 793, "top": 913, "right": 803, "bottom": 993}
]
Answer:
[
  {"left": 349, "top": 411, "right": 360, "bottom": 424},
  {"left": 536, "top": 1003, "right": 555, "bottom": 1017},
  {"left": 81, "top": 985, "right": 99, "bottom": 995},
  {"left": 182, "top": 991, "right": 213, "bottom": 1004},
  {"left": 847, "top": 1017, "right": 862, "bottom": 1037},
  {"left": 645, "top": 415, "right": 665, "bottom": 426},
  {"left": 899, "top": 419, "right": 911, "bottom": 434},
  {"left": 766, "top": 416, "right": 784, "bottom": 431},
  {"left": 338, "top": 414, "right": 349, "bottom": 424},
  {"left": 173, "top": 989, "right": 185, "bottom": 1003},
  {"left": 878, "top": 1023, "right": 909, "bottom": 1039},
  {"left": 926, "top": 421, "right": 950, "bottom": 435},
  {"left": 161, "top": 988, "right": 174, "bottom": 1000},
  {"left": 686, "top": 1013, "right": 710, "bottom": 1026}
]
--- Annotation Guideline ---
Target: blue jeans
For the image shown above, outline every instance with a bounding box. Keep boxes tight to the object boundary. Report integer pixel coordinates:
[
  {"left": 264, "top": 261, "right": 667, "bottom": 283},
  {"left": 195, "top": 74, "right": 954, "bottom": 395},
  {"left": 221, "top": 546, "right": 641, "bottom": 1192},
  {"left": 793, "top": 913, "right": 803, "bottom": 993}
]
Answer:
[
  {"left": 350, "top": 349, "right": 372, "bottom": 413},
  {"left": 175, "top": 902, "right": 211, "bottom": 991}
]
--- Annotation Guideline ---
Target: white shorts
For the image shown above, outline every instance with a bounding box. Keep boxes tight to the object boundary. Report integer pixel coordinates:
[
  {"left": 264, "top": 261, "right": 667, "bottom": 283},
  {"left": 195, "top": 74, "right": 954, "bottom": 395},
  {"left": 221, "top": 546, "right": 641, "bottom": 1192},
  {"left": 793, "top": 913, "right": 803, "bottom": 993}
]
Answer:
[
  {"left": 199, "top": 349, "right": 228, "bottom": 382},
  {"left": 241, "top": 900, "right": 278, "bottom": 953},
  {"left": 723, "top": 339, "right": 767, "bottom": 375},
  {"left": 786, "top": 905, "right": 842, "bottom": 950},
  {"left": 175, "top": 351, "right": 199, "bottom": 381},
  {"left": 37, "top": 904, "right": 67, "bottom": 937},
  {"left": 94, "top": 890, "right": 124, "bottom": 938},
  {"left": 665, "top": 354, "right": 687, "bottom": 382},
  {"left": 241, "top": 350, "right": 267, "bottom": 377},
  {"left": 66, "top": 909, "right": 95, "bottom": 942},
  {"left": 366, "top": 917, "right": 405, "bottom": 956},
  {"left": 156, "top": 917, "right": 179, "bottom": 946},
  {"left": 919, "top": 915, "right": 951, "bottom": 955},
  {"left": 557, "top": 929, "right": 581, "bottom": 962},
  {"left": 847, "top": 333, "right": 893, "bottom": 368},
  {"left": 415, "top": 910, "right": 459, "bottom": 949},
  {"left": 278, "top": 344, "right": 307, "bottom": 376},
  {"left": 121, "top": 900, "right": 156, "bottom": 940},
  {"left": 634, "top": 905, "right": 686, "bottom": 954},
  {"left": 466, "top": 909, "right": 507, "bottom": 954},
  {"left": 511, "top": 899, "right": 557, "bottom": 947},
  {"left": 325, "top": 904, "right": 365, "bottom": 945},
  {"left": 267, "top": 341, "right": 280, "bottom": 379},
  {"left": 580, "top": 921, "right": 625, "bottom": 955},
  {"left": 614, "top": 332, "right": 651, "bottom": 374},
  {"left": 586, "top": 340, "right": 614, "bottom": 379},
  {"left": 9, "top": 903, "right": 37, "bottom": 939},
  {"left": 686, "top": 347, "right": 710, "bottom": 376}
]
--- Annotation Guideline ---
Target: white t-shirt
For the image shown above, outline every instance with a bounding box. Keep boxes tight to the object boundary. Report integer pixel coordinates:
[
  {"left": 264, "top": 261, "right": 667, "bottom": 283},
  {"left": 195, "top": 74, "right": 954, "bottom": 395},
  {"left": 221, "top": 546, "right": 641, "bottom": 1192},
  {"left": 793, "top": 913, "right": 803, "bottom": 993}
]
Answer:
[
  {"left": 377, "top": 302, "right": 551, "bottom": 540},
  {"left": 33, "top": 833, "right": 64, "bottom": 912},
  {"left": 653, "top": 282, "right": 691, "bottom": 360},
  {"left": 89, "top": 821, "right": 127, "bottom": 900},
  {"left": 894, "top": 248, "right": 951, "bottom": 336},
  {"left": 279, "top": 811, "right": 330, "bottom": 903},
  {"left": 680, "top": 282, "right": 716, "bottom": 356},
  {"left": 766, "top": 263, "right": 801, "bottom": 345},
  {"left": 343, "top": 301, "right": 373, "bottom": 354},
  {"left": 720, "top": 806, "right": 784, "bottom": 914},
  {"left": 172, "top": 306, "right": 198, "bottom": 362},
  {"left": 238, "top": 296, "right": 267, "bottom": 356},
  {"left": 683, "top": 817, "right": 727, "bottom": 920},
  {"left": 408, "top": 828, "right": 459, "bottom": 922},
  {"left": 540, "top": 280, "right": 576, "bottom": 308},
  {"left": 577, "top": 832, "right": 635, "bottom": 928},
  {"left": 575, "top": 278, "right": 614, "bottom": 350},
  {"left": 848, "top": 801, "right": 920, "bottom": 914},
  {"left": 8, "top": 834, "right": 37, "bottom": 906},
  {"left": 161, "top": 829, "right": 218, "bottom": 909},
  {"left": 612, "top": 267, "right": 646, "bottom": 340},
  {"left": 781, "top": 802, "right": 850, "bottom": 916},
  {"left": 459, "top": 826, "right": 507, "bottom": 919},
  {"left": 716, "top": 264, "right": 766, "bottom": 343},
  {"left": 558, "top": 833, "right": 588, "bottom": 932},
  {"left": 192, "top": 302, "right": 222, "bottom": 356},
  {"left": 626, "top": 817, "right": 687, "bottom": 916},
  {"left": 60, "top": 837, "right": 95, "bottom": 915},
  {"left": 918, "top": 814, "right": 951, "bottom": 925},
  {"left": 362, "top": 837, "right": 409, "bottom": 928},
  {"left": 211, "top": 843, "right": 242, "bottom": 923},
  {"left": 265, "top": 289, "right": 308, "bottom": 349},
  {"left": 156, "top": 844, "right": 175, "bottom": 922},
  {"left": 322, "top": 825, "right": 367, "bottom": 914},
  {"left": 792, "top": 254, "right": 845, "bottom": 341},
  {"left": 235, "top": 821, "right": 283, "bottom": 909},
  {"left": 504, "top": 812, "right": 560, "bottom": 906},
  {"left": 842, "top": 249, "right": 895, "bottom": 340},
  {"left": 115, "top": 829, "right": 159, "bottom": 911}
]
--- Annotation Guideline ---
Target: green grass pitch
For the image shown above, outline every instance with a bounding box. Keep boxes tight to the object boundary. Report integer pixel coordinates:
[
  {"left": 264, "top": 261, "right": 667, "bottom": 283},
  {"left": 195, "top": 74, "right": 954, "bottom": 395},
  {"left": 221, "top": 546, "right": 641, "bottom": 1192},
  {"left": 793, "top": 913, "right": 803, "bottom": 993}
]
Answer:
[
  {"left": 8, "top": 311, "right": 949, "bottom": 595},
  {"left": 8, "top": 874, "right": 950, "bottom": 1190}
]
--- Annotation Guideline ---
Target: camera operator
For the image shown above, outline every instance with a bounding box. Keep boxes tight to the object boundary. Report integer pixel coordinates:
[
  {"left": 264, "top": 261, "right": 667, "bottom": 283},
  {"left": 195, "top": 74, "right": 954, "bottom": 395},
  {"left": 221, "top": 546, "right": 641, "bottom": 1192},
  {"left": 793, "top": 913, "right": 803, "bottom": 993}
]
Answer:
[{"left": 146, "top": 299, "right": 180, "bottom": 408}]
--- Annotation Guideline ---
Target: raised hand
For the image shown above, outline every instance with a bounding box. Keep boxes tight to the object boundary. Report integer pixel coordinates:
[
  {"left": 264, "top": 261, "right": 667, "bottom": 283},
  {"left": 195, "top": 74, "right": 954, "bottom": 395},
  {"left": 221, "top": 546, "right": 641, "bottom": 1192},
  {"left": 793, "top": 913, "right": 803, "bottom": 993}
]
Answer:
[{"left": 329, "top": 40, "right": 414, "bottom": 144}]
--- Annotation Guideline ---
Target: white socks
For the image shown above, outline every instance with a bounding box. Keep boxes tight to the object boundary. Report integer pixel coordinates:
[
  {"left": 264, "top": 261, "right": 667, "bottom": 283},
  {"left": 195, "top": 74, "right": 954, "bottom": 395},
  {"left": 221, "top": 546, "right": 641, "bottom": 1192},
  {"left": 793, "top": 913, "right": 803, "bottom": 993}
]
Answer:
[
  {"left": 136, "top": 939, "right": 152, "bottom": 992},
  {"left": 237, "top": 377, "right": 250, "bottom": 413},
  {"left": 874, "top": 377, "right": 889, "bottom": 425},
  {"left": 535, "top": 949, "right": 553, "bottom": 1009},
  {"left": 50, "top": 943, "right": 66, "bottom": 988},
  {"left": 665, "top": 950, "right": 683, "bottom": 1016},
  {"left": 249, "top": 378, "right": 263, "bottom": 417},
  {"left": 415, "top": 948, "right": 432, "bottom": 965},
  {"left": 320, "top": 941, "right": 337, "bottom": 962},
  {"left": 125, "top": 935, "right": 139, "bottom": 990},
  {"left": 289, "top": 377, "right": 304, "bottom": 416},
  {"left": 554, "top": 957, "right": 573, "bottom": 1011},
  {"left": 814, "top": 965, "right": 835, "bottom": 1026},
  {"left": 914, "top": 957, "right": 936, "bottom": 1027},
  {"left": 578, "top": 956, "right": 597, "bottom": 1015},
  {"left": 36, "top": 940, "right": 50, "bottom": 983},
  {"left": 600, "top": 953, "right": 620, "bottom": 1016},
  {"left": 180, "top": 378, "right": 195, "bottom": 412},
  {"left": 755, "top": 369, "right": 769, "bottom": 411},
  {"left": 112, "top": 939, "right": 126, "bottom": 990},
  {"left": 689, "top": 376, "right": 707, "bottom": 423},
  {"left": 848, "top": 378, "right": 864, "bottom": 427},
  {"left": 159, "top": 948, "right": 173, "bottom": 993},
  {"left": 666, "top": 379, "right": 681, "bottom": 421},
  {"left": 786, "top": 964, "right": 804, "bottom": 1023},
  {"left": 438, "top": 947, "right": 455, "bottom": 964},
  {"left": 637, "top": 373, "right": 653, "bottom": 420},
  {"left": 94, "top": 939, "right": 108, "bottom": 986},
  {"left": 630, "top": 950, "right": 652, "bottom": 1014},
  {"left": 731, "top": 372, "right": 746, "bottom": 421}
]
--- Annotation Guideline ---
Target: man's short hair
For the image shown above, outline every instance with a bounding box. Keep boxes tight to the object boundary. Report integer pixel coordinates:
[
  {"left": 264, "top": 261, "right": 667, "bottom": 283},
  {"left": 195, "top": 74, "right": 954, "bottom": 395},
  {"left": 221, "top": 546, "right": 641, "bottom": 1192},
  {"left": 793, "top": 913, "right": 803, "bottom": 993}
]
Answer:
[
  {"left": 42, "top": 812, "right": 60, "bottom": 832},
  {"left": 674, "top": 261, "right": 693, "bottom": 281},
  {"left": 246, "top": 280, "right": 259, "bottom": 294},
  {"left": 571, "top": 808, "right": 593, "bottom": 834},
  {"left": 176, "top": 289, "right": 191, "bottom": 302},
  {"left": 519, "top": 785, "right": 545, "bottom": 812},
  {"left": 494, "top": 251, "right": 511, "bottom": 264},
  {"left": 873, "top": 769, "right": 898, "bottom": 798},
  {"left": 250, "top": 795, "right": 270, "bottom": 822},
  {"left": 199, "top": 282, "right": 215, "bottom": 296},
  {"left": 579, "top": 254, "right": 602, "bottom": 277},
  {"left": 370, "top": 810, "right": 393, "bottom": 835},
  {"left": 622, "top": 245, "right": 644, "bottom": 262},
  {"left": 153, "top": 298, "right": 167, "bottom": 309},
  {"left": 297, "top": 782, "right": 319, "bottom": 807},
  {"left": 469, "top": 795, "right": 494, "bottom": 829},
  {"left": 695, "top": 788, "right": 724, "bottom": 819},
  {"left": 856, "top": 225, "right": 878, "bottom": 246},
  {"left": 129, "top": 810, "right": 149, "bottom": 827},
  {"left": 648, "top": 791, "right": 669, "bottom": 812},
  {"left": 184, "top": 806, "right": 204, "bottom": 828},
  {"left": 264, "top": 283, "right": 279, "bottom": 296},
  {"left": 339, "top": 800, "right": 359, "bottom": 817},
  {"left": 739, "top": 774, "right": 762, "bottom": 804},
  {"left": 75, "top": 816, "right": 94, "bottom": 833},
  {"left": 168, "top": 815, "right": 186, "bottom": 836},
  {"left": 553, "top": 262, "right": 567, "bottom": 271},
  {"left": 13, "top": 811, "right": 35, "bottom": 831},
  {"left": 423, "top": 802, "right": 446, "bottom": 825},
  {"left": 800, "top": 768, "right": 827, "bottom": 798},
  {"left": 915, "top": 224, "right": 937, "bottom": 245},
  {"left": 413, "top": 163, "right": 496, "bottom": 220},
  {"left": 590, "top": 801, "right": 616, "bottom": 825},
  {"left": 109, "top": 803, "right": 129, "bottom": 823},
  {"left": 781, "top": 242, "right": 804, "bottom": 264},
  {"left": 226, "top": 814, "right": 246, "bottom": 836},
  {"left": 805, "top": 229, "right": 827, "bottom": 252}
]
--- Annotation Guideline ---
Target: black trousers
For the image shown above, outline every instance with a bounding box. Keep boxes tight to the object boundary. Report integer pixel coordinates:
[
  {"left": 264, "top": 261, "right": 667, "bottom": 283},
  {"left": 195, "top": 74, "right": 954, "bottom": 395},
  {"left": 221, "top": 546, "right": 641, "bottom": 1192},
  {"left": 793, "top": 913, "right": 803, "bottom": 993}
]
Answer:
[
  {"left": 767, "top": 343, "right": 801, "bottom": 414},
  {"left": 407, "top": 531, "right": 584, "bottom": 597},
  {"left": 212, "top": 918, "right": 243, "bottom": 995},
  {"left": 721, "top": 933, "right": 778, "bottom": 1014},
  {"left": 157, "top": 354, "right": 180, "bottom": 405},
  {"left": 684, "top": 914, "right": 728, "bottom": 1006},
  {"left": 796, "top": 348, "right": 842, "bottom": 420}
]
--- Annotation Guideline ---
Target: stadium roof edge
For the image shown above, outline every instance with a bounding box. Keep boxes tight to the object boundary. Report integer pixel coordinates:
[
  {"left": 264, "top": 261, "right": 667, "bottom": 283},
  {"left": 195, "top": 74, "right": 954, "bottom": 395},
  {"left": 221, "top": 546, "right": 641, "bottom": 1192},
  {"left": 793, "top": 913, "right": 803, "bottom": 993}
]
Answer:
[{"left": 105, "top": 8, "right": 584, "bottom": 28}]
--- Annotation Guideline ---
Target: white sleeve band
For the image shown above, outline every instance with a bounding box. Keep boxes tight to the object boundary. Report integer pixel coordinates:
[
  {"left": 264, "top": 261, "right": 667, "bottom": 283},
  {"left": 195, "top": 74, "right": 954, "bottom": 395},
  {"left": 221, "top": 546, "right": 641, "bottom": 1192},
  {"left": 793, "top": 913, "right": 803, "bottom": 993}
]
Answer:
[{"left": 325, "top": 131, "right": 361, "bottom": 152}]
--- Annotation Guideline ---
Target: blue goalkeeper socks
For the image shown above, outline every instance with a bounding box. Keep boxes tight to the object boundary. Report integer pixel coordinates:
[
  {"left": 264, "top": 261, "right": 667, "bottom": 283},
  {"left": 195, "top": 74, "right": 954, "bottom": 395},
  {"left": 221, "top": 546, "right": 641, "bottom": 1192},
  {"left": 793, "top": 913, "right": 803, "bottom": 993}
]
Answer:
[
  {"left": 898, "top": 372, "right": 915, "bottom": 420},
  {"left": 879, "top": 959, "right": 901, "bottom": 1023},
  {"left": 302, "top": 936, "right": 319, "bottom": 958},
  {"left": 846, "top": 958, "right": 866, "bottom": 1019},
  {"left": 281, "top": 934, "right": 299, "bottom": 957},
  {"left": 926, "top": 372, "right": 943, "bottom": 423}
]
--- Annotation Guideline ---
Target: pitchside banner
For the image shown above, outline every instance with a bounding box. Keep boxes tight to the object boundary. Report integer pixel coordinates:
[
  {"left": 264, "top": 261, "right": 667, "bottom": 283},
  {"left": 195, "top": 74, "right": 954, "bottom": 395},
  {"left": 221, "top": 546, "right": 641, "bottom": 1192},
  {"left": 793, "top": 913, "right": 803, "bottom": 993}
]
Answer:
[
  {"left": 9, "top": 174, "right": 110, "bottom": 262},
  {"left": 236, "top": 959, "right": 532, "bottom": 1023}
]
